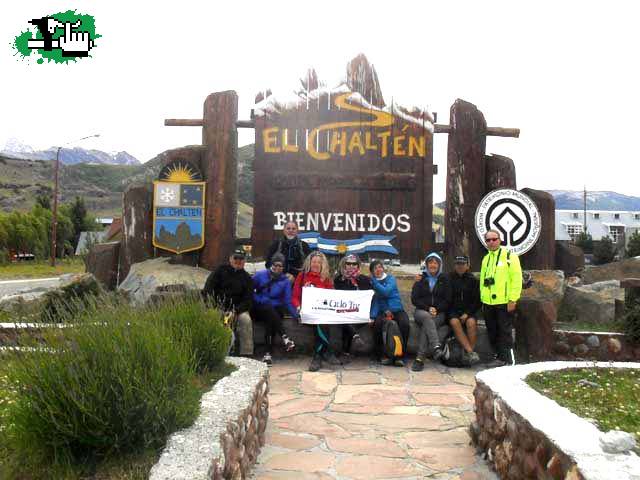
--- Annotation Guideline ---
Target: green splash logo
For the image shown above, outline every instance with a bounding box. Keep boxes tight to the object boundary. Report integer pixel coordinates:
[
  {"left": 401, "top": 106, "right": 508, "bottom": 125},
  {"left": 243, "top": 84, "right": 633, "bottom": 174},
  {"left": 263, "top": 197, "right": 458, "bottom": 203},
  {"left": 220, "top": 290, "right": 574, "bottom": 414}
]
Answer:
[{"left": 12, "top": 10, "right": 99, "bottom": 64}]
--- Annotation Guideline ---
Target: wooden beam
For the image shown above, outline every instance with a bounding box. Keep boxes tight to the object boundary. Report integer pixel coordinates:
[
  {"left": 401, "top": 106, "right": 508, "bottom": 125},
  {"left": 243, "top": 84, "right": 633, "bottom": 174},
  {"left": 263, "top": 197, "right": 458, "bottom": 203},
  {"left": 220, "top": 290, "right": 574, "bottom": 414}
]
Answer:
[
  {"left": 434, "top": 123, "right": 520, "bottom": 138},
  {"left": 164, "top": 119, "right": 203, "bottom": 127},
  {"left": 236, "top": 120, "right": 255, "bottom": 129}
]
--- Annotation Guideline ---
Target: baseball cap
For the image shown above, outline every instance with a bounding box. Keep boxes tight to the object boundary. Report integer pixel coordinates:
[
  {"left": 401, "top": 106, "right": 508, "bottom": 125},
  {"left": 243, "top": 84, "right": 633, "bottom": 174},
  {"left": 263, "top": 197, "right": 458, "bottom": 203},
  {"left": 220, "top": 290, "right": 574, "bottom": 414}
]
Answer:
[
  {"left": 232, "top": 248, "right": 246, "bottom": 259},
  {"left": 454, "top": 255, "right": 469, "bottom": 264}
]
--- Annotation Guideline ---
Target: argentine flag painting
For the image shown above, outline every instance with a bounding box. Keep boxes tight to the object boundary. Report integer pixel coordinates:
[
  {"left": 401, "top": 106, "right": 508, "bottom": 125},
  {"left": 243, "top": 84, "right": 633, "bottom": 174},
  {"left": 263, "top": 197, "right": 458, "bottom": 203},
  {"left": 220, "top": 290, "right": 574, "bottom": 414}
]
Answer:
[{"left": 298, "top": 232, "right": 398, "bottom": 255}]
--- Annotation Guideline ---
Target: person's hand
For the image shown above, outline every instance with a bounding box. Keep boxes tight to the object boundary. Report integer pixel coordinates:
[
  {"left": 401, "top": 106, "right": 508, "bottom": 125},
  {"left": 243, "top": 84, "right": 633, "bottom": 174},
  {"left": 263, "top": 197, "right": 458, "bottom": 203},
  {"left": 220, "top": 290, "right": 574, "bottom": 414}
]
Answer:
[
  {"left": 460, "top": 313, "right": 468, "bottom": 321},
  {"left": 384, "top": 310, "right": 393, "bottom": 321},
  {"left": 429, "top": 307, "right": 437, "bottom": 316},
  {"left": 58, "top": 20, "right": 94, "bottom": 55},
  {"left": 414, "top": 274, "right": 422, "bottom": 282},
  {"left": 369, "top": 319, "right": 375, "bottom": 327},
  {"left": 507, "top": 301, "right": 517, "bottom": 313}
]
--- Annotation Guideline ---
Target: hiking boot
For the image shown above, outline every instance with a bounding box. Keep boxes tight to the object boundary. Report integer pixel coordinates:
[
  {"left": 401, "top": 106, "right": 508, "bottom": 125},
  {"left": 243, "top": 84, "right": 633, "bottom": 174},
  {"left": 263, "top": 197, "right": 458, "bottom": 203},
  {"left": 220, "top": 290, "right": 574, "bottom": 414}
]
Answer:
[
  {"left": 432, "top": 345, "right": 444, "bottom": 362},
  {"left": 262, "top": 353, "right": 273, "bottom": 366},
  {"left": 465, "top": 351, "right": 480, "bottom": 365},
  {"left": 394, "top": 358, "right": 405, "bottom": 367},
  {"left": 282, "top": 334, "right": 296, "bottom": 352},
  {"left": 323, "top": 350, "right": 342, "bottom": 366},
  {"left": 351, "top": 334, "right": 365, "bottom": 352},
  {"left": 340, "top": 352, "right": 353, "bottom": 364},
  {"left": 411, "top": 357, "right": 425, "bottom": 372},
  {"left": 381, "top": 356, "right": 394, "bottom": 366},
  {"left": 486, "top": 354, "right": 506, "bottom": 368},
  {"left": 309, "top": 353, "right": 322, "bottom": 372}
]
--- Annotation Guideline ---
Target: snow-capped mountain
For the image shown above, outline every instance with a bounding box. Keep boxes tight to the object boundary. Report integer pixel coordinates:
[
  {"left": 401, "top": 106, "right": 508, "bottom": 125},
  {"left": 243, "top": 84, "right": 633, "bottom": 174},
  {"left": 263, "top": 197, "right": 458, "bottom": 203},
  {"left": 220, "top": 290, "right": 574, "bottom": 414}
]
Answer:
[
  {"left": 1, "top": 139, "right": 140, "bottom": 166},
  {"left": 548, "top": 190, "right": 640, "bottom": 211}
]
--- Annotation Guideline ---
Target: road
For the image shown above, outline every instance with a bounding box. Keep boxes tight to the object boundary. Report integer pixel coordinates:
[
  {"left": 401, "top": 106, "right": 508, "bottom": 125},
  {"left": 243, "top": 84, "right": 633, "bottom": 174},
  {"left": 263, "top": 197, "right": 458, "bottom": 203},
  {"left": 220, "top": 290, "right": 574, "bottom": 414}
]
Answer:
[{"left": 0, "top": 277, "right": 62, "bottom": 300}]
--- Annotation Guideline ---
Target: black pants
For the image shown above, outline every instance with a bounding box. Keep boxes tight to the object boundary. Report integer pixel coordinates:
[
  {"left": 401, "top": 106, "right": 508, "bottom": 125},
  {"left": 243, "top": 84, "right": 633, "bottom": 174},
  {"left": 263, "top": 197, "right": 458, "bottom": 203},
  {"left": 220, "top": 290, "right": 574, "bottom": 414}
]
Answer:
[
  {"left": 251, "top": 305, "right": 286, "bottom": 353},
  {"left": 373, "top": 310, "right": 410, "bottom": 359},
  {"left": 313, "top": 324, "right": 332, "bottom": 355},
  {"left": 483, "top": 304, "right": 513, "bottom": 359},
  {"left": 341, "top": 324, "right": 358, "bottom": 352}
]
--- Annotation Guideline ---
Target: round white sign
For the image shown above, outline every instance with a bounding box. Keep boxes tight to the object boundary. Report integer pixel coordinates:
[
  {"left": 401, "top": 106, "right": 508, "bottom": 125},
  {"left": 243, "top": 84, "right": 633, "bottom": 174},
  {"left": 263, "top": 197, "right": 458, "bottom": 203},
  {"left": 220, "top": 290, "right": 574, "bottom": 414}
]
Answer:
[{"left": 474, "top": 189, "right": 541, "bottom": 255}]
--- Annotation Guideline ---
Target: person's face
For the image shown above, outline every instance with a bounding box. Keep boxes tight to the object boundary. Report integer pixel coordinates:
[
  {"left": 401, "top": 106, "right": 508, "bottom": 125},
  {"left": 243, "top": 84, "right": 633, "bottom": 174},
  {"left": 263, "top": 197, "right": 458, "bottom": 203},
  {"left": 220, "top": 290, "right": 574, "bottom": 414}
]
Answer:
[
  {"left": 271, "top": 261, "right": 284, "bottom": 275},
  {"left": 427, "top": 258, "right": 440, "bottom": 275},
  {"left": 454, "top": 262, "right": 469, "bottom": 275},
  {"left": 310, "top": 255, "right": 322, "bottom": 273},
  {"left": 284, "top": 223, "right": 298, "bottom": 239},
  {"left": 230, "top": 255, "right": 245, "bottom": 270},
  {"left": 373, "top": 264, "right": 385, "bottom": 278},
  {"left": 485, "top": 233, "right": 501, "bottom": 251},
  {"left": 344, "top": 261, "right": 359, "bottom": 276}
]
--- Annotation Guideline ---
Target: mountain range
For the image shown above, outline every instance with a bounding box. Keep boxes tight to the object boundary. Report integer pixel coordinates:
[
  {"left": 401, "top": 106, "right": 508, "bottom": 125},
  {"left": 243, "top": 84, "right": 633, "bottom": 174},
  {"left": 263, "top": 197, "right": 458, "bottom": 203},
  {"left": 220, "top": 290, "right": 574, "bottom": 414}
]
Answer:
[
  {"left": 1, "top": 139, "right": 140, "bottom": 166},
  {"left": 548, "top": 190, "right": 640, "bottom": 211}
]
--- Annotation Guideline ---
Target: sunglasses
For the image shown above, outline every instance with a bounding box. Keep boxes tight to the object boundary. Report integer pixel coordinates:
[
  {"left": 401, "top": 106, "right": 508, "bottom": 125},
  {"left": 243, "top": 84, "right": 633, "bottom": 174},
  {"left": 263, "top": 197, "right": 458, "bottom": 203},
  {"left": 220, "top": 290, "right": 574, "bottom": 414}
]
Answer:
[
  {"left": 345, "top": 262, "right": 359, "bottom": 266},
  {"left": 232, "top": 255, "right": 245, "bottom": 260},
  {"left": 485, "top": 237, "right": 500, "bottom": 242},
  {"left": 272, "top": 263, "right": 284, "bottom": 268}
]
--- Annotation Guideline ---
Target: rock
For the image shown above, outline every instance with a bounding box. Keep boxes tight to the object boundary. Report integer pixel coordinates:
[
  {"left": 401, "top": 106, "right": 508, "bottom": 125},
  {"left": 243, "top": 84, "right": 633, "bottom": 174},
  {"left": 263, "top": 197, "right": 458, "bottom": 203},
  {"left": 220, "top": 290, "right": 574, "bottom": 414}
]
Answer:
[
  {"left": 118, "top": 257, "right": 211, "bottom": 305},
  {"left": 520, "top": 188, "right": 556, "bottom": 271},
  {"left": 585, "top": 335, "right": 600, "bottom": 348},
  {"left": 86, "top": 241, "right": 121, "bottom": 289},
  {"left": 562, "top": 281, "right": 625, "bottom": 325},
  {"left": 577, "top": 379, "right": 601, "bottom": 388},
  {"left": 485, "top": 154, "right": 516, "bottom": 191},
  {"left": 445, "top": 99, "right": 487, "bottom": 271},
  {"left": 606, "top": 338, "right": 622, "bottom": 354},
  {"left": 556, "top": 241, "right": 585, "bottom": 276},
  {"left": 567, "top": 276, "right": 583, "bottom": 287},
  {"left": 521, "top": 270, "right": 566, "bottom": 308},
  {"left": 568, "top": 334, "right": 585, "bottom": 346},
  {"left": 516, "top": 298, "right": 556, "bottom": 361},
  {"left": 582, "top": 257, "right": 640, "bottom": 285},
  {"left": 599, "top": 430, "right": 637, "bottom": 454},
  {"left": 572, "top": 344, "right": 589, "bottom": 356},
  {"left": 554, "top": 342, "right": 570, "bottom": 354}
]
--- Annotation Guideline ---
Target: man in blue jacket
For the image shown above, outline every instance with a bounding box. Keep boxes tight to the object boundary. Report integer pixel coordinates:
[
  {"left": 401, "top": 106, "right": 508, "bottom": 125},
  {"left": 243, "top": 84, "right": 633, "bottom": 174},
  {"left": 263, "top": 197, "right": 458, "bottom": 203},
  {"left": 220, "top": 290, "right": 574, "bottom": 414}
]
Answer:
[{"left": 251, "top": 253, "right": 297, "bottom": 365}]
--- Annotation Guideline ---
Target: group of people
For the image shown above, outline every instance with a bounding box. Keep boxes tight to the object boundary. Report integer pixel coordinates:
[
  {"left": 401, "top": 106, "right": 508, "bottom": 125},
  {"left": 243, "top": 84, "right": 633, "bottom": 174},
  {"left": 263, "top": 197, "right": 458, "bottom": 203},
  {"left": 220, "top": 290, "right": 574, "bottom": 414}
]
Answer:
[{"left": 202, "top": 221, "right": 523, "bottom": 371}]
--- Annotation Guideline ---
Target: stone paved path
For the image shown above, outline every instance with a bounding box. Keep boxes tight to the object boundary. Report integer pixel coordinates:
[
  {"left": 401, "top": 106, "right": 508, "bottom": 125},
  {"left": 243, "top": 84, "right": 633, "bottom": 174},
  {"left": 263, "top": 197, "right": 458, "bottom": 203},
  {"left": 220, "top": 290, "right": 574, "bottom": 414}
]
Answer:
[{"left": 250, "top": 357, "right": 498, "bottom": 480}]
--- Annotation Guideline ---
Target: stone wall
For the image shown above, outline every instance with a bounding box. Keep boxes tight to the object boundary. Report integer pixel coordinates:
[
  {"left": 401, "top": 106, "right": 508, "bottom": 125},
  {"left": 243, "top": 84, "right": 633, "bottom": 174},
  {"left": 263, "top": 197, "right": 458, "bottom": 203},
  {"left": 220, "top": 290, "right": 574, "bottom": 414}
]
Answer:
[
  {"left": 472, "top": 362, "right": 640, "bottom": 480},
  {"left": 552, "top": 330, "right": 640, "bottom": 362},
  {"left": 149, "top": 357, "right": 269, "bottom": 480}
]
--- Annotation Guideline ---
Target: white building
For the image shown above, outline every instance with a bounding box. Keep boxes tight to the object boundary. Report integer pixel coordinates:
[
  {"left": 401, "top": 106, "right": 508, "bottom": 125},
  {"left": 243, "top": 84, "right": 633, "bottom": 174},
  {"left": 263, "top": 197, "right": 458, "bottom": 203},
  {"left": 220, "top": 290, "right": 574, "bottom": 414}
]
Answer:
[{"left": 556, "top": 210, "right": 640, "bottom": 245}]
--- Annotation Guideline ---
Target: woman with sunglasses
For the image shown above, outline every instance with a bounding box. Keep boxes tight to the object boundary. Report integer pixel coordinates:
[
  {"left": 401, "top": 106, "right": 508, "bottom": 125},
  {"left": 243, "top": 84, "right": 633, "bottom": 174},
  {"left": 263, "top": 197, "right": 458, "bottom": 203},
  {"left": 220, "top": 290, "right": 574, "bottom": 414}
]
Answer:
[
  {"left": 292, "top": 251, "right": 337, "bottom": 372},
  {"left": 333, "top": 254, "right": 370, "bottom": 360},
  {"left": 251, "top": 252, "right": 297, "bottom": 366}
]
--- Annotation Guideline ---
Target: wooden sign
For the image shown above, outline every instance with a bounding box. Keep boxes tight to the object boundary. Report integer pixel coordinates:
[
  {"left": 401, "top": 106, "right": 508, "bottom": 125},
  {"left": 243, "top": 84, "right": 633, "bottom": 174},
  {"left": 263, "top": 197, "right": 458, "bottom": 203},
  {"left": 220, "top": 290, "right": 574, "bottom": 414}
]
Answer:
[{"left": 252, "top": 84, "right": 434, "bottom": 263}]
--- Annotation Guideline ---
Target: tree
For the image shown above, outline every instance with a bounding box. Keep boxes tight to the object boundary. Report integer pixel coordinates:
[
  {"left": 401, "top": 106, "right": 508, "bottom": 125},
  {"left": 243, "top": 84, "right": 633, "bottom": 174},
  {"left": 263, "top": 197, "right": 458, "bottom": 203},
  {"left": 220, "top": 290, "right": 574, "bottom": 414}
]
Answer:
[
  {"left": 574, "top": 231, "right": 593, "bottom": 254},
  {"left": 36, "top": 194, "right": 51, "bottom": 210},
  {"left": 593, "top": 236, "right": 616, "bottom": 265},
  {"left": 69, "top": 196, "right": 87, "bottom": 245},
  {"left": 626, "top": 231, "right": 640, "bottom": 258}
]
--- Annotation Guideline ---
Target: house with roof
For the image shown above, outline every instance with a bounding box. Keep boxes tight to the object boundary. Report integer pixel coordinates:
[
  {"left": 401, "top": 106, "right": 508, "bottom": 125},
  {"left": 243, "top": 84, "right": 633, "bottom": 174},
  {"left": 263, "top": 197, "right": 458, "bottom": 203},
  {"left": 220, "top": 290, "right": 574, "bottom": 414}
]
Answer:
[{"left": 555, "top": 210, "right": 640, "bottom": 246}]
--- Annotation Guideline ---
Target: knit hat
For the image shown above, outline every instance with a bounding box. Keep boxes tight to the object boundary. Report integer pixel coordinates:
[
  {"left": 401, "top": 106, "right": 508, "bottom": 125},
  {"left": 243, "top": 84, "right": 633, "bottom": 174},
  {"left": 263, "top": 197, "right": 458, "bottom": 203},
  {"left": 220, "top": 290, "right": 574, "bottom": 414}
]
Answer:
[{"left": 271, "top": 252, "right": 285, "bottom": 266}]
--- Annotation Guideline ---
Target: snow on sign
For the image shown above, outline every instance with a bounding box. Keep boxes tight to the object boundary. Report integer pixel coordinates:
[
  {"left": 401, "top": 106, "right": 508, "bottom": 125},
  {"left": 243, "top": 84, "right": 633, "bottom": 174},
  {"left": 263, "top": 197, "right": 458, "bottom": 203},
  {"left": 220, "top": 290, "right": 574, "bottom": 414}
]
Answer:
[
  {"left": 475, "top": 189, "right": 541, "bottom": 255},
  {"left": 251, "top": 55, "right": 436, "bottom": 263}
]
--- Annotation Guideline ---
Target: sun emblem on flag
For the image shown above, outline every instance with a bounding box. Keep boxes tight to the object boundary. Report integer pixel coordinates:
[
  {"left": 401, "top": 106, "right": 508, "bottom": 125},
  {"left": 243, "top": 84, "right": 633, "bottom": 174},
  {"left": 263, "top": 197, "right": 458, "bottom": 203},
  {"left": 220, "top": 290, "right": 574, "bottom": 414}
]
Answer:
[
  {"left": 336, "top": 243, "right": 348, "bottom": 254},
  {"left": 160, "top": 188, "right": 176, "bottom": 203}
]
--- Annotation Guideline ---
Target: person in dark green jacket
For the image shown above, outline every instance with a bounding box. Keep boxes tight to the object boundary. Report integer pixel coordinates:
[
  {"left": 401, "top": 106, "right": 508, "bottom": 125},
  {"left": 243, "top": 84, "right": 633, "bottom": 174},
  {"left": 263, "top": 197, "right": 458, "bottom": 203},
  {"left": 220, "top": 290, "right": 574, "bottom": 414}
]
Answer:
[{"left": 479, "top": 229, "right": 522, "bottom": 367}]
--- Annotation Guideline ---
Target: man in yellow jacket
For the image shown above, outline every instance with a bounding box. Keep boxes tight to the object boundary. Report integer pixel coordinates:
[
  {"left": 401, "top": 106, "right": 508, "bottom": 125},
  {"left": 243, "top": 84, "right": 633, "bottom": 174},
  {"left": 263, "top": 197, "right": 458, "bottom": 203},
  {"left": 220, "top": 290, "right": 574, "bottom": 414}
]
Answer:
[{"left": 479, "top": 229, "right": 522, "bottom": 366}]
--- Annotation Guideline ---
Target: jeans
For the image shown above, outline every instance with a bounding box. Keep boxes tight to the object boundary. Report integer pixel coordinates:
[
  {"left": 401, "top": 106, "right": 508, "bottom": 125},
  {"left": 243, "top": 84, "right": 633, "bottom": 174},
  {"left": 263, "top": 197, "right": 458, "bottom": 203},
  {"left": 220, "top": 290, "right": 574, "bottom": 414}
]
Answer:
[{"left": 414, "top": 309, "right": 450, "bottom": 357}]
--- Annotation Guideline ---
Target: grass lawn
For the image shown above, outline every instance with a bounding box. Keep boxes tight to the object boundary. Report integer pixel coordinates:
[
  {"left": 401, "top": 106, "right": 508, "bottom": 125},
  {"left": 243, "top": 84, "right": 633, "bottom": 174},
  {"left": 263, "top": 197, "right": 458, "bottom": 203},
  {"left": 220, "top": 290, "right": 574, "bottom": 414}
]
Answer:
[
  {"left": 0, "top": 257, "right": 85, "bottom": 280},
  {"left": 0, "top": 360, "right": 235, "bottom": 480},
  {"left": 527, "top": 367, "right": 640, "bottom": 445}
]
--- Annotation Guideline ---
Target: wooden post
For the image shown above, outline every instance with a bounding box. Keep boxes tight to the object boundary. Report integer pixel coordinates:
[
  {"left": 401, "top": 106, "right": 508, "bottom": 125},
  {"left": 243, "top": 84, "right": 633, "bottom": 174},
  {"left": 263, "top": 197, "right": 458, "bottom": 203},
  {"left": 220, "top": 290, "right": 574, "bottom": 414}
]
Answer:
[
  {"left": 445, "top": 99, "right": 487, "bottom": 271},
  {"left": 200, "top": 91, "right": 238, "bottom": 270},
  {"left": 519, "top": 188, "right": 556, "bottom": 270}
]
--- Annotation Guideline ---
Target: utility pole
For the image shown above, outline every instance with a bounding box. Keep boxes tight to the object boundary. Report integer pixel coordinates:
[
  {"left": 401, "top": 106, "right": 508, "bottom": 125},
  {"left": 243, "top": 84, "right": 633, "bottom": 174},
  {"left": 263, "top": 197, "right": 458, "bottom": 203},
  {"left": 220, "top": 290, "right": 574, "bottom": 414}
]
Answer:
[
  {"left": 50, "top": 134, "right": 100, "bottom": 266},
  {"left": 583, "top": 186, "right": 587, "bottom": 233}
]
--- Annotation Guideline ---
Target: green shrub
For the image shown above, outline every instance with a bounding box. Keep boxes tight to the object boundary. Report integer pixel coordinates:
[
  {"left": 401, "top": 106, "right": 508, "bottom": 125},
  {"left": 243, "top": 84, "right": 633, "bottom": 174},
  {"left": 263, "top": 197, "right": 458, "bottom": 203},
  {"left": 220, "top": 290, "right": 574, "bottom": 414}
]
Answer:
[
  {"left": 2, "top": 299, "right": 200, "bottom": 468},
  {"left": 623, "top": 306, "right": 640, "bottom": 343},
  {"left": 40, "top": 275, "right": 103, "bottom": 323},
  {"left": 627, "top": 231, "right": 640, "bottom": 258},
  {"left": 574, "top": 231, "right": 593, "bottom": 254},
  {"left": 593, "top": 236, "right": 616, "bottom": 265},
  {"left": 148, "top": 294, "right": 232, "bottom": 373}
]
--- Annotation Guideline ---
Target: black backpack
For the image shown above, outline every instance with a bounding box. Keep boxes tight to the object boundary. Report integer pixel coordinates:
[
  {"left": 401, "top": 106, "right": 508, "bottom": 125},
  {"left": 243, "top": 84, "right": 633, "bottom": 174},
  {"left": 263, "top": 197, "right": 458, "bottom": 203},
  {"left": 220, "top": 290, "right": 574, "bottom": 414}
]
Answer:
[
  {"left": 382, "top": 319, "right": 404, "bottom": 359},
  {"left": 441, "top": 336, "right": 467, "bottom": 367}
]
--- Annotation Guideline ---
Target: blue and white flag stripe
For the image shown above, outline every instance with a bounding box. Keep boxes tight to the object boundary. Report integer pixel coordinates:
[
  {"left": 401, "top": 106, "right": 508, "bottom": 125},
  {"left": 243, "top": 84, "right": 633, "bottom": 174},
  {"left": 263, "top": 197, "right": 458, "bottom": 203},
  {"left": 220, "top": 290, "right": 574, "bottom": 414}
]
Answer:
[{"left": 298, "top": 232, "right": 398, "bottom": 255}]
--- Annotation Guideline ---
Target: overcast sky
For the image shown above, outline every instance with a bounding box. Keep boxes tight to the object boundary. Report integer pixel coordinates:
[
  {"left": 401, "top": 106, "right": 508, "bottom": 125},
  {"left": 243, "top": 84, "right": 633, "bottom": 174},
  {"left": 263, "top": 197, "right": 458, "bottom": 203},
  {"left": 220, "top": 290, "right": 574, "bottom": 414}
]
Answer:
[{"left": 1, "top": 0, "right": 639, "bottom": 202}]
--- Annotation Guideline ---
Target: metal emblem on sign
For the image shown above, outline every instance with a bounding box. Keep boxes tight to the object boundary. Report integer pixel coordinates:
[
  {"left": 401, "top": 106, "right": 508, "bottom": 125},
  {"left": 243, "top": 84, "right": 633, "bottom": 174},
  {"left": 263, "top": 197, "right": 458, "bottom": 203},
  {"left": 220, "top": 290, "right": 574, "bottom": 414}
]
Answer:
[
  {"left": 153, "top": 181, "right": 205, "bottom": 254},
  {"left": 474, "top": 189, "right": 541, "bottom": 255}
]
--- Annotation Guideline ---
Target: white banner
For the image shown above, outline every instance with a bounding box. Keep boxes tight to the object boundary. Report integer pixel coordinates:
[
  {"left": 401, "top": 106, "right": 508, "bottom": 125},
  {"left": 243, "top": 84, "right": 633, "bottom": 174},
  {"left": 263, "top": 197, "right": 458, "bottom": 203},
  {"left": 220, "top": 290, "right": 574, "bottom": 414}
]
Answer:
[{"left": 300, "top": 287, "right": 374, "bottom": 325}]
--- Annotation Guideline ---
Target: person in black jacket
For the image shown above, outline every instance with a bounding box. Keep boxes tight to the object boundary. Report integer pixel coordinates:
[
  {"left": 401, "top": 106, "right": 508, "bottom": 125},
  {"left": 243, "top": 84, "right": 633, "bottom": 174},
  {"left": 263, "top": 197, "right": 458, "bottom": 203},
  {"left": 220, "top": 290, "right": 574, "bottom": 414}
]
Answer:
[
  {"left": 333, "top": 254, "right": 370, "bottom": 359},
  {"left": 411, "top": 252, "right": 452, "bottom": 372},
  {"left": 448, "top": 255, "right": 481, "bottom": 365},
  {"left": 265, "top": 221, "right": 312, "bottom": 281},
  {"left": 202, "top": 248, "right": 254, "bottom": 356}
]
